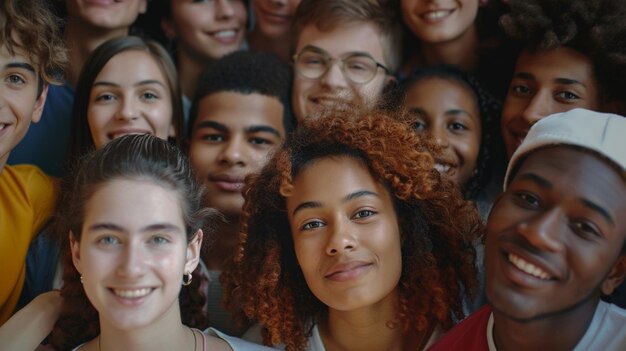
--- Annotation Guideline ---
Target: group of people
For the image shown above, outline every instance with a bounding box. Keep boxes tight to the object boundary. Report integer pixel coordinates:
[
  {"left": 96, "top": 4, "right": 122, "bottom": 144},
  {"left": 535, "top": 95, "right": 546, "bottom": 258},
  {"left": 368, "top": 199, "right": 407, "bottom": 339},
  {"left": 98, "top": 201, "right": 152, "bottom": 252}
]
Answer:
[{"left": 1, "top": 0, "right": 626, "bottom": 350}]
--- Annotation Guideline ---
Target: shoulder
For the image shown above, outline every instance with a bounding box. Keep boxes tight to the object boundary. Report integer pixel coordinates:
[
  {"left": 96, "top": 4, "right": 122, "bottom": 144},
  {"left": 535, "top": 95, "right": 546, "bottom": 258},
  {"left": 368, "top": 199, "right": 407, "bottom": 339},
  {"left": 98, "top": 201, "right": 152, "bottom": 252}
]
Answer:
[
  {"left": 1, "top": 165, "right": 55, "bottom": 201},
  {"left": 205, "top": 327, "right": 278, "bottom": 351},
  {"left": 428, "top": 305, "right": 492, "bottom": 351},
  {"left": 574, "top": 301, "right": 626, "bottom": 351}
]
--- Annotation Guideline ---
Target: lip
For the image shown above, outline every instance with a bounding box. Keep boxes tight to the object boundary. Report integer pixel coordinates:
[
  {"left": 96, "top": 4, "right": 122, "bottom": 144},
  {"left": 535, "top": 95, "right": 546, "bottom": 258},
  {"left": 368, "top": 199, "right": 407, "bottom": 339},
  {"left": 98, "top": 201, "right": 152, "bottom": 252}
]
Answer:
[
  {"left": 419, "top": 8, "right": 455, "bottom": 23},
  {"left": 324, "top": 260, "right": 373, "bottom": 282},
  {"left": 208, "top": 28, "right": 241, "bottom": 45},
  {"left": 257, "top": 7, "right": 291, "bottom": 25},
  {"left": 209, "top": 174, "right": 245, "bottom": 192},
  {"left": 107, "top": 128, "right": 152, "bottom": 140},
  {"left": 498, "top": 244, "right": 560, "bottom": 288},
  {"left": 83, "top": 0, "right": 120, "bottom": 6},
  {"left": 108, "top": 287, "right": 156, "bottom": 306}
]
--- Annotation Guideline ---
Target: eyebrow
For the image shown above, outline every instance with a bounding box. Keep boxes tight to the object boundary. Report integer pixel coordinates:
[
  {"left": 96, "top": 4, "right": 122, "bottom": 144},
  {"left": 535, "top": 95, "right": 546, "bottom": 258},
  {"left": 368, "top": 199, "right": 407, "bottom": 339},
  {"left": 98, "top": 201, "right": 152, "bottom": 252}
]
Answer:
[
  {"left": 87, "top": 222, "right": 182, "bottom": 233},
  {"left": 92, "top": 79, "right": 166, "bottom": 88},
  {"left": 3, "top": 62, "right": 35, "bottom": 73},
  {"left": 195, "top": 120, "right": 282, "bottom": 138},
  {"left": 516, "top": 172, "right": 553, "bottom": 189},
  {"left": 291, "top": 190, "right": 379, "bottom": 217},
  {"left": 300, "top": 45, "right": 374, "bottom": 59},
  {"left": 514, "top": 72, "right": 586, "bottom": 87},
  {"left": 580, "top": 198, "right": 614, "bottom": 226}
]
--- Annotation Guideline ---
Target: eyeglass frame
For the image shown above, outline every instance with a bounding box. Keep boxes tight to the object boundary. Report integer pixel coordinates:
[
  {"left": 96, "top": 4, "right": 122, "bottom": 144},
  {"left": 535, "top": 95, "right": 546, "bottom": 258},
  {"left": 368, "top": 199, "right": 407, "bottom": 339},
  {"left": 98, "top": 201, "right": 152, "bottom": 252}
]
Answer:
[{"left": 292, "top": 46, "right": 391, "bottom": 85}]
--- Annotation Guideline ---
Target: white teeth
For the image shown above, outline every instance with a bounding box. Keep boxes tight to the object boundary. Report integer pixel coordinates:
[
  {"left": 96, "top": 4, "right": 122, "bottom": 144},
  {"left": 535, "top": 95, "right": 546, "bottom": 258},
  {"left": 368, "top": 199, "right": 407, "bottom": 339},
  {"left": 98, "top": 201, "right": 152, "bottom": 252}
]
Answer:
[
  {"left": 434, "top": 163, "right": 451, "bottom": 173},
  {"left": 424, "top": 10, "right": 451, "bottom": 20},
  {"left": 113, "top": 288, "right": 152, "bottom": 298},
  {"left": 213, "top": 30, "right": 236, "bottom": 39},
  {"left": 508, "top": 253, "right": 551, "bottom": 280}
]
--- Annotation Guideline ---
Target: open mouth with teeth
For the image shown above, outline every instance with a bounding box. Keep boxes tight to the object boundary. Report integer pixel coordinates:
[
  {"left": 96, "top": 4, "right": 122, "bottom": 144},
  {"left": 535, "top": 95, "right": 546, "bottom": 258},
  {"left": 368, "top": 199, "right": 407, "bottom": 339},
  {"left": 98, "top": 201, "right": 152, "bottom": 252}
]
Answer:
[
  {"left": 210, "top": 29, "right": 238, "bottom": 41},
  {"left": 421, "top": 9, "right": 455, "bottom": 21},
  {"left": 507, "top": 253, "right": 552, "bottom": 280},
  {"left": 434, "top": 162, "right": 456, "bottom": 175},
  {"left": 111, "top": 287, "right": 155, "bottom": 299}
]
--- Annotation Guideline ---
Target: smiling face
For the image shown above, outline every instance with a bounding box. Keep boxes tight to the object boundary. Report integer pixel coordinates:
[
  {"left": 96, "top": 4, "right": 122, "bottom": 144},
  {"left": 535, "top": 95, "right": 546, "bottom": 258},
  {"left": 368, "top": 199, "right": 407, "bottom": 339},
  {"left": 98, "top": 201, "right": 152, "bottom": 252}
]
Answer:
[
  {"left": 252, "top": 0, "right": 302, "bottom": 38},
  {"left": 87, "top": 50, "right": 174, "bottom": 149},
  {"left": 66, "top": 0, "right": 147, "bottom": 31},
  {"left": 501, "top": 48, "right": 600, "bottom": 157},
  {"left": 291, "top": 22, "right": 392, "bottom": 122},
  {"left": 404, "top": 77, "right": 481, "bottom": 189},
  {"left": 486, "top": 146, "right": 626, "bottom": 322},
  {"left": 188, "top": 91, "right": 285, "bottom": 217},
  {"left": 71, "top": 178, "right": 201, "bottom": 330},
  {"left": 286, "top": 156, "right": 402, "bottom": 311},
  {"left": 400, "top": 0, "right": 478, "bottom": 44},
  {"left": 164, "top": 0, "right": 247, "bottom": 61},
  {"left": 0, "top": 43, "right": 47, "bottom": 169}
]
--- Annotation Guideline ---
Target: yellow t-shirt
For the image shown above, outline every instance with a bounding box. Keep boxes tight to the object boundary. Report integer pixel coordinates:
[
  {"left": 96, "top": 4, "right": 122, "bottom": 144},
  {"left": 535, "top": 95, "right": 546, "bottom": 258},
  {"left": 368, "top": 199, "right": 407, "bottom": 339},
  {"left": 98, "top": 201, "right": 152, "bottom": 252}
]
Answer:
[{"left": 0, "top": 165, "right": 56, "bottom": 325}]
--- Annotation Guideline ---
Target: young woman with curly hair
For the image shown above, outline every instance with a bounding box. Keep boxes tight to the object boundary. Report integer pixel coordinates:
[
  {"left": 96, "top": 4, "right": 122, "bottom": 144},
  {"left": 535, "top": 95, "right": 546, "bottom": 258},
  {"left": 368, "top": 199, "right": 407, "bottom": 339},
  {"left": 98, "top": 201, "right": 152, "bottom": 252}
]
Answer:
[
  {"left": 222, "top": 109, "right": 482, "bottom": 350},
  {"left": 499, "top": 0, "right": 626, "bottom": 157}
]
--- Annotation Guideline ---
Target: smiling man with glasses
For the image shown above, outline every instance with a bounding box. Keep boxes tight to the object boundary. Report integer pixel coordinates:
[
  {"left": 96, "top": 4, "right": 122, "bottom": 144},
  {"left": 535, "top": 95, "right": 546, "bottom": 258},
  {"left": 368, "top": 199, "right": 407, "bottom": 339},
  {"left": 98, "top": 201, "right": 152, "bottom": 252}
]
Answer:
[{"left": 290, "top": 0, "right": 402, "bottom": 123}]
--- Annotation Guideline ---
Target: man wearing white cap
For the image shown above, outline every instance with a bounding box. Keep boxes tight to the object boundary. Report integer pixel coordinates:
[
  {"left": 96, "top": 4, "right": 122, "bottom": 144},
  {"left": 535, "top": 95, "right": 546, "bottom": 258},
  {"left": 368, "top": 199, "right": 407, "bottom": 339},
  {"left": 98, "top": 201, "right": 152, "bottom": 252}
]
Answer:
[{"left": 429, "top": 108, "right": 626, "bottom": 350}]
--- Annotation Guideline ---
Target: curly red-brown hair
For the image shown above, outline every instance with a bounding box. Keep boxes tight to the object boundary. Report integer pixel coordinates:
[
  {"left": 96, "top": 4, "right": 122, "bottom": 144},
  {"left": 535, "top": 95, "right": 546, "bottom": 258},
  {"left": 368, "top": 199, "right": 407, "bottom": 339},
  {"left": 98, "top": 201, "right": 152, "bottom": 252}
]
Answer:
[{"left": 222, "top": 108, "right": 482, "bottom": 351}]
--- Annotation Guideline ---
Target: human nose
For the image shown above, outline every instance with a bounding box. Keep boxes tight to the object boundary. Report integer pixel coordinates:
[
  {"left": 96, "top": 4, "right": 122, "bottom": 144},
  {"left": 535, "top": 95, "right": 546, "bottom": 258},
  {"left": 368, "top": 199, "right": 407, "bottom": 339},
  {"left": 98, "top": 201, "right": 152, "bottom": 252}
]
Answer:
[
  {"left": 215, "top": 0, "right": 236, "bottom": 19},
  {"left": 116, "top": 242, "right": 147, "bottom": 278},
  {"left": 516, "top": 208, "right": 564, "bottom": 253},
  {"left": 431, "top": 124, "right": 449, "bottom": 148},
  {"left": 116, "top": 96, "right": 139, "bottom": 122},
  {"left": 319, "top": 59, "right": 350, "bottom": 89},
  {"left": 217, "top": 136, "right": 245, "bottom": 166},
  {"left": 325, "top": 217, "right": 358, "bottom": 255},
  {"left": 520, "top": 92, "right": 551, "bottom": 128}
]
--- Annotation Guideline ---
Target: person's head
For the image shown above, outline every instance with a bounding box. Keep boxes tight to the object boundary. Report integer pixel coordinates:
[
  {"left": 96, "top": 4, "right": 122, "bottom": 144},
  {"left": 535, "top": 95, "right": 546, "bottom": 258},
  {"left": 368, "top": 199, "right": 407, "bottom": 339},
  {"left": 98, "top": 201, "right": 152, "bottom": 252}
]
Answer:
[
  {"left": 392, "top": 64, "right": 501, "bottom": 198},
  {"left": 223, "top": 109, "right": 481, "bottom": 350},
  {"left": 0, "top": 0, "right": 66, "bottom": 168},
  {"left": 69, "top": 36, "right": 183, "bottom": 160},
  {"left": 188, "top": 51, "right": 292, "bottom": 218},
  {"left": 499, "top": 0, "right": 626, "bottom": 157},
  {"left": 160, "top": 0, "right": 247, "bottom": 62},
  {"left": 486, "top": 109, "right": 626, "bottom": 323},
  {"left": 51, "top": 134, "right": 216, "bottom": 350},
  {"left": 400, "top": 0, "right": 479, "bottom": 44},
  {"left": 251, "top": 0, "right": 302, "bottom": 39},
  {"left": 65, "top": 0, "right": 147, "bottom": 32},
  {"left": 290, "top": 0, "right": 402, "bottom": 123}
]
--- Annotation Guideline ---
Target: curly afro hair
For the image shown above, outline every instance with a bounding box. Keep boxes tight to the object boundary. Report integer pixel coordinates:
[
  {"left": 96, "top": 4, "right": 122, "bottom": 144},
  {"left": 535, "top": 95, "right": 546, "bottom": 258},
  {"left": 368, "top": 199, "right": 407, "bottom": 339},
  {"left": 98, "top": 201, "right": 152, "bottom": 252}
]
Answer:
[
  {"left": 500, "top": 0, "right": 626, "bottom": 105},
  {"left": 222, "top": 108, "right": 483, "bottom": 351}
]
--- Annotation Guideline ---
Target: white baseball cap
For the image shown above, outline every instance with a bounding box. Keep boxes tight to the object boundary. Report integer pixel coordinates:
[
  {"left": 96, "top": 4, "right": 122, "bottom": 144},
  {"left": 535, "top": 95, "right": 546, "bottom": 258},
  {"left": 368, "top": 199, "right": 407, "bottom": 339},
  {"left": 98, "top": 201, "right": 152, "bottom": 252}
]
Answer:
[{"left": 504, "top": 108, "right": 626, "bottom": 190}]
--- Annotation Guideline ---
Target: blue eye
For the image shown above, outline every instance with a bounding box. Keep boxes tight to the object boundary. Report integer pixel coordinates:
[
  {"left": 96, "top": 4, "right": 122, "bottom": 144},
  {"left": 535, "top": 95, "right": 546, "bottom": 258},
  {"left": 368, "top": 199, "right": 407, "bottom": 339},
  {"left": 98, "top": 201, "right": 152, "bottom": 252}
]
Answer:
[
  {"left": 6, "top": 74, "right": 26, "bottom": 86},
  {"left": 97, "top": 236, "right": 120, "bottom": 245},
  {"left": 301, "top": 220, "right": 324, "bottom": 231},
  {"left": 150, "top": 236, "right": 170, "bottom": 245},
  {"left": 95, "top": 93, "right": 116, "bottom": 102}
]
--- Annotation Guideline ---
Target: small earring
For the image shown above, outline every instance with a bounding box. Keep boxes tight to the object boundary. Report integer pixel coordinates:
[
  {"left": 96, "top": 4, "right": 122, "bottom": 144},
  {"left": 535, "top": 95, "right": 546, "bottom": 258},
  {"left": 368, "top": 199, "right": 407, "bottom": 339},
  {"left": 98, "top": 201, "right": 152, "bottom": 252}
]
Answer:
[
  {"left": 182, "top": 271, "right": 192, "bottom": 286},
  {"left": 80, "top": 275, "right": 84, "bottom": 284}
]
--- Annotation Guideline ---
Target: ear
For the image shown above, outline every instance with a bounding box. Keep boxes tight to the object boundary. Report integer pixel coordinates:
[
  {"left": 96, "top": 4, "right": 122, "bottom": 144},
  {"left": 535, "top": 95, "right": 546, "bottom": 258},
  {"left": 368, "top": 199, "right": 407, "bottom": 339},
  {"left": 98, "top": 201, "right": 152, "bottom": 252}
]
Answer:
[
  {"left": 601, "top": 255, "right": 626, "bottom": 295},
  {"left": 31, "top": 83, "right": 49, "bottom": 124},
  {"left": 160, "top": 17, "right": 177, "bottom": 40},
  {"left": 184, "top": 229, "right": 203, "bottom": 274},
  {"left": 69, "top": 231, "right": 82, "bottom": 274},
  {"left": 138, "top": 0, "right": 148, "bottom": 14}
]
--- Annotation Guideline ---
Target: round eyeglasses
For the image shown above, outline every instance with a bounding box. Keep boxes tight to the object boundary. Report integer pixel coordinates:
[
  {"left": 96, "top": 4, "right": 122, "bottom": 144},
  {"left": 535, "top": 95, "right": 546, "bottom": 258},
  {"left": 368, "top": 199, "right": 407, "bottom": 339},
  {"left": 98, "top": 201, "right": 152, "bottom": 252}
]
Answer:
[{"left": 293, "top": 48, "right": 390, "bottom": 85}]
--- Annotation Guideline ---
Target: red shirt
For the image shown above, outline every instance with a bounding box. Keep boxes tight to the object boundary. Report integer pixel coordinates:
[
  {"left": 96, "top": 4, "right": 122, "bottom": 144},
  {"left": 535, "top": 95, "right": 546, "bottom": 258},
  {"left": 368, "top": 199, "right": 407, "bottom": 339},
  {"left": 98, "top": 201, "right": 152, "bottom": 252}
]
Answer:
[{"left": 428, "top": 305, "right": 492, "bottom": 351}]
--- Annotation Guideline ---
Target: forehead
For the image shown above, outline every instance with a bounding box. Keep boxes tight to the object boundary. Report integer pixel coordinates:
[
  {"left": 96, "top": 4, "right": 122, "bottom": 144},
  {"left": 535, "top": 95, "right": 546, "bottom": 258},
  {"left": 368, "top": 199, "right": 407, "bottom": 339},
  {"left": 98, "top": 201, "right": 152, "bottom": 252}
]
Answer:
[
  {"left": 0, "top": 41, "right": 37, "bottom": 72},
  {"left": 515, "top": 47, "right": 596, "bottom": 84},
  {"left": 295, "top": 22, "right": 386, "bottom": 62},
  {"left": 96, "top": 50, "right": 166, "bottom": 81},
  {"left": 512, "top": 146, "right": 626, "bottom": 223},
  {"left": 193, "top": 91, "right": 285, "bottom": 133},
  {"left": 405, "top": 77, "right": 478, "bottom": 110}
]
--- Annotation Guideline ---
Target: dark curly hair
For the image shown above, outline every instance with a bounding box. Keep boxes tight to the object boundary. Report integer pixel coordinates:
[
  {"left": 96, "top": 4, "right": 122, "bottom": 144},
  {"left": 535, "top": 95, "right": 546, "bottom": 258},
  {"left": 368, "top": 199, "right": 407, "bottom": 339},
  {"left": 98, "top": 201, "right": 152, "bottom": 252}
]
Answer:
[
  {"left": 0, "top": 0, "right": 67, "bottom": 87},
  {"left": 188, "top": 50, "right": 294, "bottom": 139},
  {"left": 222, "top": 109, "right": 482, "bottom": 351},
  {"left": 500, "top": 0, "right": 626, "bottom": 105},
  {"left": 49, "top": 134, "right": 219, "bottom": 350},
  {"left": 385, "top": 64, "right": 505, "bottom": 200}
]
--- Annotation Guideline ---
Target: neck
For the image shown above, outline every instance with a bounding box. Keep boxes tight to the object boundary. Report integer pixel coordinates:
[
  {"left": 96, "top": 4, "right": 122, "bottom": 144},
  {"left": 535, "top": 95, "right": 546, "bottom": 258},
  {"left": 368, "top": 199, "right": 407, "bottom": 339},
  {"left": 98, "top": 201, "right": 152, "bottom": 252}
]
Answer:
[
  {"left": 492, "top": 298, "right": 600, "bottom": 351},
  {"left": 96, "top": 301, "right": 195, "bottom": 351},
  {"left": 64, "top": 19, "right": 129, "bottom": 86},
  {"left": 177, "top": 50, "right": 212, "bottom": 99},
  {"left": 247, "top": 29, "right": 292, "bottom": 63},
  {"left": 320, "top": 290, "right": 423, "bottom": 351},
  {"left": 203, "top": 217, "right": 241, "bottom": 271},
  {"left": 419, "top": 25, "right": 480, "bottom": 72}
]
